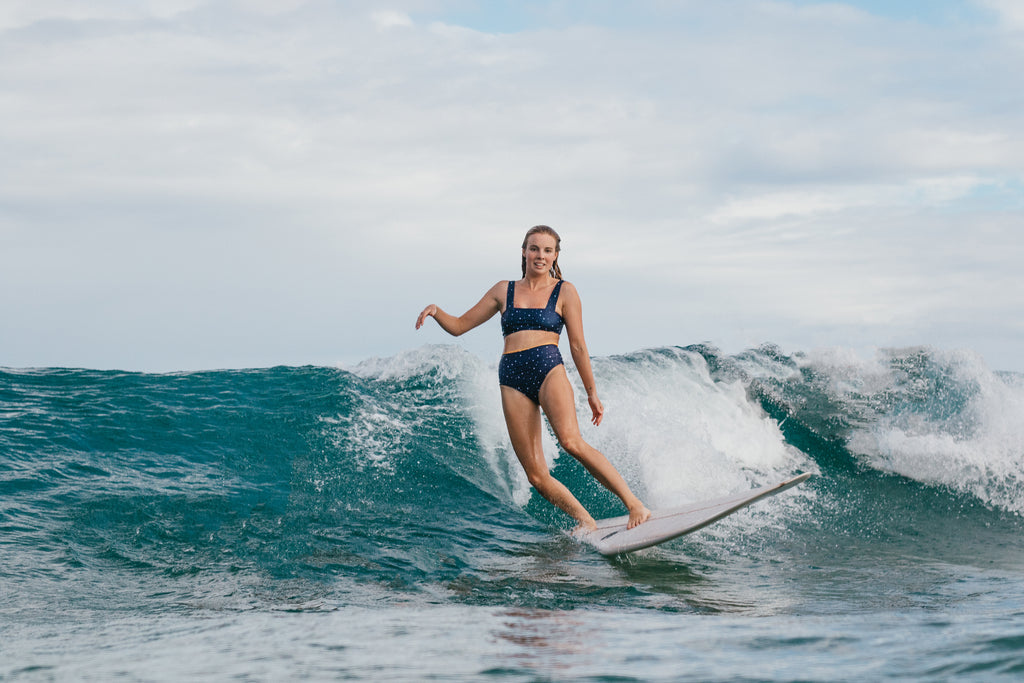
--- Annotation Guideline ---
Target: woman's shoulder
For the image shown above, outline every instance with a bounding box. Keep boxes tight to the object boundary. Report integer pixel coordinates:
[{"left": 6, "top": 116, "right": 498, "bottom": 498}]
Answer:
[
  {"left": 487, "top": 280, "right": 512, "bottom": 297},
  {"left": 555, "top": 280, "right": 581, "bottom": 308}
]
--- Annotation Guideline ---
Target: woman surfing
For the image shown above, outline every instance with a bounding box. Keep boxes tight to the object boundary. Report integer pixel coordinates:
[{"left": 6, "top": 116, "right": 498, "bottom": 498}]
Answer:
[{"left": 415, "top": 225, "right": 651, "bottom": 531}]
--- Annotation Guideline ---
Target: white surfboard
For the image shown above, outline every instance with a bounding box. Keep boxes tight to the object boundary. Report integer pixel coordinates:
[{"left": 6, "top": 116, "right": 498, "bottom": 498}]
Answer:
[{"left": 581, "top": 472, "right": 812, "bottom": 556}]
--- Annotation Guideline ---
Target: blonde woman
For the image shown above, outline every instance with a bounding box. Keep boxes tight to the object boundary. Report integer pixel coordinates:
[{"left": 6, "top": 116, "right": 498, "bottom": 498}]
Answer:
[{"left": 416, "top": 226, "right": 650, "bottom": 531}]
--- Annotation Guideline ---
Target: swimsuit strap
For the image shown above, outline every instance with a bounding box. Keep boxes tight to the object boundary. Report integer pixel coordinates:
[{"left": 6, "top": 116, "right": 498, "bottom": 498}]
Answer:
[
  {"left": 506, "top": 280, "right": 516, "bottom": 311},
  {"left": 545, "top": 280, "right": 564, "bottom": 310}
]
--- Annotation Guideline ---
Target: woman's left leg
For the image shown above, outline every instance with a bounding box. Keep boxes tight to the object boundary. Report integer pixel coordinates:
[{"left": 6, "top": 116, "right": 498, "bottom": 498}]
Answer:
[{"left": 538, "top": 366, "right": 651, "bottom": 529}]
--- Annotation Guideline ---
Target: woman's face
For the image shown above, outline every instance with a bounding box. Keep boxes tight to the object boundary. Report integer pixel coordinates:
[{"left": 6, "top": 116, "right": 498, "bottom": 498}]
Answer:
[{"left": 523, "top": 233, "right": 558, "bottom": 277}]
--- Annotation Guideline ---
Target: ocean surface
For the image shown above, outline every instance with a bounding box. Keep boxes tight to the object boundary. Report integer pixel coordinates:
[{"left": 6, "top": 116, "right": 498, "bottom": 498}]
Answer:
[{"left": 2, "top": 343, "right": 1023, "bottom": 681}]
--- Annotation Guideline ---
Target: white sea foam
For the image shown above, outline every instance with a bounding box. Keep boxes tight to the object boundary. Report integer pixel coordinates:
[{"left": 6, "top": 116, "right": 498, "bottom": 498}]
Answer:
[
  {"left": 808, "top": 347, "right": 1024, "bottom": 514},
  {"left": 353, "top": 344, "right": 816, "bottom": 516},
  {"left": 348, "top": 343, "right": 482, "bottom": 382},
  {"left": 581, "top": 348, "right": 811, "bottom": 510}
]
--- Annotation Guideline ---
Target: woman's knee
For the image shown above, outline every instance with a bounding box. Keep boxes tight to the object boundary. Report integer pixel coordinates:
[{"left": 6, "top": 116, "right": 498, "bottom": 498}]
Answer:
[
  {"left": 557, "top": 435, "right": 587, "bottom": 458},
  {"left": 525, "top": 468, "right": 553, "bottom": 491}
]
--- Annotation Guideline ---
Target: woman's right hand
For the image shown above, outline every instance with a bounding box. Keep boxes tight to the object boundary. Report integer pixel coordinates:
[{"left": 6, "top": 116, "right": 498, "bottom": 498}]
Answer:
[{"left": 415, "top": 304, "right": 437, "bottom": 330}]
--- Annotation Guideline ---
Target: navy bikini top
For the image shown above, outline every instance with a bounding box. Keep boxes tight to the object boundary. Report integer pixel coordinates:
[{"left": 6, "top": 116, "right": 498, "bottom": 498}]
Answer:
[{"left": 501, "top": 280, "right": 565, "bottom": 337}]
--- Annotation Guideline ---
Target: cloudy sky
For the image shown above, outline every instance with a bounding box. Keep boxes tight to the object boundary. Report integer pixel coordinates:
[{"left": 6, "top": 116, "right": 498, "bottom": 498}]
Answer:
[{"left": 2, "top": 0, "right": 1022, "bottom": 372}]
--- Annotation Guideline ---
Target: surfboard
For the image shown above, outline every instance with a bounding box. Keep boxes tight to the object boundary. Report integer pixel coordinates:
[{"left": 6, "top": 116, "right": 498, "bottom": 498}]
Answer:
[{"left": 581, "top": 472, "right": 812, "bottom": 556}]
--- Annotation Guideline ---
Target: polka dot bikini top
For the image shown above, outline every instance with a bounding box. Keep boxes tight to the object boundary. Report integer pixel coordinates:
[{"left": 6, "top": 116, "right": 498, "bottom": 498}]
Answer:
[{"left": 500, "top": 280, "right": 565, "bottom": 337}]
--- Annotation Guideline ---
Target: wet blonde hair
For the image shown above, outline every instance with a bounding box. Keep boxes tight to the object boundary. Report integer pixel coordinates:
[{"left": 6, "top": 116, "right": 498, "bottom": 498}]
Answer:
[{"left": 520, "top": 225, "right": 562, "bottom": 279}]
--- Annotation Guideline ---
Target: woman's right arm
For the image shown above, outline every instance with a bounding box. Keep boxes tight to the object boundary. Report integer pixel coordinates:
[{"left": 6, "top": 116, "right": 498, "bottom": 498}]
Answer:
[{"left": 415, "top": 281, "right": 505, "bottom": 337}]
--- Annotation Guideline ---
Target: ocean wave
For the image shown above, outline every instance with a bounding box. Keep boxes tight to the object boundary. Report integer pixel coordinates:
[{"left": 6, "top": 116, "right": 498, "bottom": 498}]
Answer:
[{"left": 1, "top": 342, "right": 1020, "bottom": 605}]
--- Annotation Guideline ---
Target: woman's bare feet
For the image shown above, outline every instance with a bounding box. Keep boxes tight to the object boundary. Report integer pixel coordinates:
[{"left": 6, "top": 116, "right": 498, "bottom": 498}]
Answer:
[
  {"left": 572, "top": 517, "right": 598, "bottom": 535},
  {"left": 627, "top": 504, "right": 651, "bottom": 529}
]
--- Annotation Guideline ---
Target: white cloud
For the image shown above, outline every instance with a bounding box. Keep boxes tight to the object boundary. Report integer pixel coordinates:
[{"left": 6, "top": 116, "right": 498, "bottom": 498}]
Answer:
[
  {"left": 371, "top": 10, "right": 413, "bottom": 30},
  {"left": 973, "top": 0, "right": 1024, "bottom": 30},
  {"left": 708, "top": 175, "right": 988, "bottom": 224},
  {"left": 0, "top": 0, "right": 212, "bottom": 28},
  {"left": 1, "top": 0, "right": 1022, "bottom": 370}
]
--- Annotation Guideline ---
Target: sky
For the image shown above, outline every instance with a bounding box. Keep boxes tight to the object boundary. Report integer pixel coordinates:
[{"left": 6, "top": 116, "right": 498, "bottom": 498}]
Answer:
[{"left": 1, "top": 0, "right": 1022, "bottom": 372}]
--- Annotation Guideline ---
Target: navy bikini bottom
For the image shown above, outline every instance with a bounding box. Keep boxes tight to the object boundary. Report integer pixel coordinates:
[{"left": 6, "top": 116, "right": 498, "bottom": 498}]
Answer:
[{"left": 498, "top": 344, "right": 564, "bottom": 404}]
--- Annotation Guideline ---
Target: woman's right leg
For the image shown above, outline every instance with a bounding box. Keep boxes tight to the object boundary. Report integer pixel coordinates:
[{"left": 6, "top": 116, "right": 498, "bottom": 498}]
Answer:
[
  {"left": 538, "top": 366, "right": 651, "bottom": 529},
  {"left": 500, "top": 385, "right": 597, "bottom": 530}
]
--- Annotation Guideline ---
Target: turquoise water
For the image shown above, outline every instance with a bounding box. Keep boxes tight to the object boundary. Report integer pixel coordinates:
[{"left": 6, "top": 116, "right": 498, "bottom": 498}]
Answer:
[{"left": 2, "top": 344, "right": 1023, "bottom": 680}]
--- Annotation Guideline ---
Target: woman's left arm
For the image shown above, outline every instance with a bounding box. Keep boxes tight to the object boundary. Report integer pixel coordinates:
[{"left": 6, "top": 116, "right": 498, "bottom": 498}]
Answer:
[{"left": 560, "top": 282, "right": 605, "bottom": 426}]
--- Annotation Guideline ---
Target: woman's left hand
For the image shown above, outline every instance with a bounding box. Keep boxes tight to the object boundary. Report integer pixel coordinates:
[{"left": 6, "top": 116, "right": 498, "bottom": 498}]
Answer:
[{"left": 588, "top": 394, "right": 604, "bottom": 426}]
